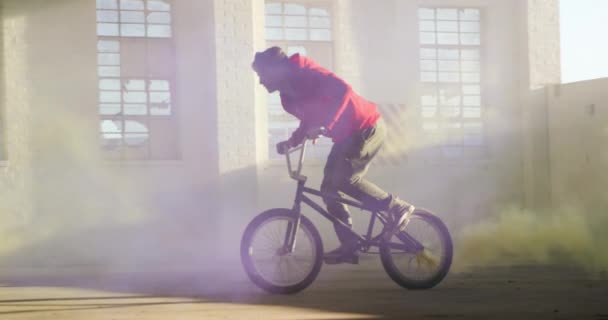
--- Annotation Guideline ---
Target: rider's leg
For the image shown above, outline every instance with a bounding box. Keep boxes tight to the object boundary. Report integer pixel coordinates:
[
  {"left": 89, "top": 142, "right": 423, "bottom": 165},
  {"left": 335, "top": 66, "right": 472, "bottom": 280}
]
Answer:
[
  {"left": 321, "top": 151, "right": 355, "bottom": 245},
  {"left": 321, "top": 145, "right": 359, "bottom": 264},
  {"left": 334, "top": 119, "right": 415, "bottom": 230}
]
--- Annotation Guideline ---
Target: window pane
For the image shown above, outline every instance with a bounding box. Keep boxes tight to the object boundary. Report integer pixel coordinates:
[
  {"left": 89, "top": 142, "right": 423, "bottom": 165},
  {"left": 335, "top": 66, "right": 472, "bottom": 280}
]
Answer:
[
  {"left": 461, "top": 60, "right": 480, "bottom": 72},
  {"left": 284, "top": 3, "right": 305, "bottom": 15},
  {"left": 125, "top": 120, "right": 148, "bottom": 132},
  {"left": 440, "top": 106, "right": 460, "bottom": 117},
  {"left": 437, "top": 21, "right": 457, "bottom": 32},
  {"left": 438, "top": 60, "right": 459, "bottom": 72},
  {"left": 310, "top": 7, "right": 329, "bottom": 16},
  {"left": 98, "top": 53, "right": 120, "bottom": 65},
  {"left": 419, "top": 20, "right": 435, "bottom": 32},
  {"left": 285, "top": 28, "right": 307, "bottom": 40},
  {"left": 147, "top": 12, "right": 171, "bottom": 24},
  {"left": 440, "top": 95, "right": 461, "bottom": 106},
  {"left": 97, "top": 0, "right": 118, "bottom": 10},
  {"left": 460, "top": 9, "right": 480, "bottom": 21},
  {"left": 439, "top": 72, "right": 459, "bottom": 82},
  {"left": 437, "top": 9, "right": 457, "bottom": 20},
  {"left": 285, "top": 15, "right": 307, "bottom": 27},
  {"left": 310, "top": 29, "right": 331, "bottom": 41},
  {"left": 150, "top": 103, "right": 172, "bottom": 115},
  {"left": 310, "top": 16, "right": 330, "bottom": 28},
  {"left": 420, "top": 32, "right": 436, "bottom": 44},
  {"left": 124, "top": 133, "right": 148, "bottom": 146},
  {"left": 150, "top": 92, "right": 171, "bottom": 103},
  {"left": 266, "top": 15, "right": 282, "bottom": 27},
  {"left": 100, "top": 104, "right": 121, "bottom": 115},
  {"left": 460, "top": 33, "right": 480, "bottom": 45},
  {"left": 120, "top": 0, "right": 144, "bottom": 10},
  {"left": 461, "top": 49, "right": 480, "bottom": 60},
  {"left": 99, "top": 79, "right": 121, "bottom": 90},
  {"left": 463, "top": 95, "right": 481, "bottom": 106},
  {"left": 101, "top": 119, "right": 122, "bottom": 133},
  {"left": 98, "top": 66, "right": 121, "bottom": 77},
  {"left": 421, "top": 95, "right": 438, "bottom": 106},
  {"left": 421, "top": 72, "right": 437, "bottom": 82},
  {"left": 123, "top": 91, "right": 147, "bottom": 103},
  {"left": 265, "top": 27, "right": 283, "bottom": 40},
  {"left": 463, "top": 107, "right": 482, "bottom": 118},
  {"left": 97, "top": 10, "right": 118, "bottom": 22},
  {"left": 124, "top": 104, "right": 147, "bottom": 115},
  {"left": 149, "top": 80, "right": 170, "bottom": 91},
  {"left": 418, "top": 8, "right": 435, "bottom": 20},
  {"left": 420, "top": 48, "right": 436, "bottom": 59},
  {"left": 147, "top": 0, "right": 170, "bottom": 11},
  {"left": 286, "top": 46, "right": 307, "bottom": 56},
  {"left": 98, "top": 40, "right": 120, "bottom": 53},
  {"left": 462, "top": 73, "right": 480, "bottom": 83},
  {"left": 265, "top": 3, "right": 282, "bottom": 14},
  {"left": 460, "top": 21, "right": 480, "bottom": 33},
  {"left": 420, "top": 60, "right": 437, "bottom": 71},
  {"left": 437, "top": 33, "right": 458, "bottom": 45},
  {"left": 124, "top": 79, "right": 146, "bottom": 91},
  {"left": 147, "top": 24, "right": 172, "bottom": 37},
  {"left": 462, "top": 85, "right": 481, "bottom": 95},
  {"left": 121, "top": 24, "right": 145, "bottom": 37},
  {"left": 438, "top": 49, "right": 459, "bottom": 60},
  {"left": 121, "top": 11, "right": 145, "bottom": 23},
  {"left": 100, "top": 91, "right": 121, "bottom": 103},
  {"left": 97, "top": 23, "right": 119, "bottom": 36}
]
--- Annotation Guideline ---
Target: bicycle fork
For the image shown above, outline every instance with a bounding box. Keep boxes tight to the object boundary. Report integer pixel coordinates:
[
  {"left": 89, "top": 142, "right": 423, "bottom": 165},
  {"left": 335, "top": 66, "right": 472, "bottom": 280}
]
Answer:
[{"left": 281, "top": 180, "right": 306, "bottom": 254}]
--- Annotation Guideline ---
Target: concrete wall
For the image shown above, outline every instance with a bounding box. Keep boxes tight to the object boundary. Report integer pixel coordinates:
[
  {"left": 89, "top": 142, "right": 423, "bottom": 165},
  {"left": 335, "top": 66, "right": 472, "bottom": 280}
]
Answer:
[{"left": 546, "top": 79, "right": 608, "bottom": 211}]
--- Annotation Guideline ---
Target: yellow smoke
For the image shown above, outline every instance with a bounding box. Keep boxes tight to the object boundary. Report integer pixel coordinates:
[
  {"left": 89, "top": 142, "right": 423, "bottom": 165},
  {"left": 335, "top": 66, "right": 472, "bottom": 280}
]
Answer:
[{"left": 455, "top": 205, "right": 607, "bottom": 272}]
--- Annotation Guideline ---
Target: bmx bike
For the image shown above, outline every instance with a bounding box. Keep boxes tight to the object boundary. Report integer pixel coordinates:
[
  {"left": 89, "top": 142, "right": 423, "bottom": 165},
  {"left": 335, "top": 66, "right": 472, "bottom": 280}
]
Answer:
[{"left": 241, "top": 139, "right": 453, "bottom": 294}]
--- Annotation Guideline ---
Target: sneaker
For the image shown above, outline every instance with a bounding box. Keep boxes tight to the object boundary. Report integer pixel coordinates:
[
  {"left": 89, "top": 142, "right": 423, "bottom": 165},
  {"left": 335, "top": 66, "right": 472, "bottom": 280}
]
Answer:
[
  {"left": 384, "top": 201, "right": 415, "bottom": 241},
  {"left": 323, "top": 244, "right": 359, "bottom": 265}
]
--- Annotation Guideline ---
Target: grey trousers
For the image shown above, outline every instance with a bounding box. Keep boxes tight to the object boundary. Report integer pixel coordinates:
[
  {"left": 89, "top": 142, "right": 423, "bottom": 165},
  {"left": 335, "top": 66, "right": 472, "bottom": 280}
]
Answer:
[{"left": 321, "top": 118, "right": 393, "bottom": 244}]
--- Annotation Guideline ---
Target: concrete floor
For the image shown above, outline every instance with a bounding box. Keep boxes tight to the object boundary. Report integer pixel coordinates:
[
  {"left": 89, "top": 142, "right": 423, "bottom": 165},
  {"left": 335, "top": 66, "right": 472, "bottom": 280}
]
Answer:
[{"left": 0, "top": 261, "right": 607, "bottom": 320}]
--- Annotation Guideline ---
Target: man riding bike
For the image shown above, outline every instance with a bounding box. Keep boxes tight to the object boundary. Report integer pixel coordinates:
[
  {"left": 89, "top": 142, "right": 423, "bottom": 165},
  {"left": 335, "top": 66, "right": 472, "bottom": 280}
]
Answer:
[{"left": 252, "top": 47, "right": 414, "bottom": 264}]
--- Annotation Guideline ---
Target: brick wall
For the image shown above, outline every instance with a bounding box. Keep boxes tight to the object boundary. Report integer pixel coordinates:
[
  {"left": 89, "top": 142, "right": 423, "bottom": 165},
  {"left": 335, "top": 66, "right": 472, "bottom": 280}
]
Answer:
[{"left": 214, "top": 0, "right": 264, "bottom": 174}]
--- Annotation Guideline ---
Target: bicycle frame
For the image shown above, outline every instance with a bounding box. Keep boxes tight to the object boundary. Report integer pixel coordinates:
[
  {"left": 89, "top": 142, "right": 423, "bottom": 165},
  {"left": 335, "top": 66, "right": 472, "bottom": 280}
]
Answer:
[{"left": 282, "top": 141, "right": 423, "bottom": 254}]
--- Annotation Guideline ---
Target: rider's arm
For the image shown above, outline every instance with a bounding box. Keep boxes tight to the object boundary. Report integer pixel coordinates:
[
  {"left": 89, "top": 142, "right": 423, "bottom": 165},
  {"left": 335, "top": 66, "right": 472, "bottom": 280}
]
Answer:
[{"left": 287, "top": 121, "right": 308, "bottom": 147}]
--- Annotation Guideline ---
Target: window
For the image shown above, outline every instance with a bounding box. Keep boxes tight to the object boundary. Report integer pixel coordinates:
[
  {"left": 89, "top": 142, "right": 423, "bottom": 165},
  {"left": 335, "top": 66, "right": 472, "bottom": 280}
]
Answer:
[
  {"left": 418, "top": 8, "right": 485, "bottom": 160},
  {"left": 264, "top": 1, "right": 334, "bottom": 161},
  {"left": 96, "top": 0, "right": 178, "bottom": 160}
]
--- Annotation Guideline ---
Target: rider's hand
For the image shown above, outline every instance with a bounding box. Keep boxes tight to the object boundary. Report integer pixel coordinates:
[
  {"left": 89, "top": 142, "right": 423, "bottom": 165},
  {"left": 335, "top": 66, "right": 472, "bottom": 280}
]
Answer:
[
  {"left": 276, "top": 140, "right": 291, "bottom": 155},
  {"left": 306, "top": 126, "right": 327, "bottom": 140}
]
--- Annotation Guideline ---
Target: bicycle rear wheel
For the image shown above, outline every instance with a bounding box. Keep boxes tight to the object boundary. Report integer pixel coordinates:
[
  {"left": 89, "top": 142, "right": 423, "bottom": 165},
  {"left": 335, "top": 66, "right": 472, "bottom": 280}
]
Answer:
[
  {"left": 380, "top": 208, "right": 453, "bottom": 289},
  {"left": 240, "top": 208, "right": 323, "bottom": 294}
]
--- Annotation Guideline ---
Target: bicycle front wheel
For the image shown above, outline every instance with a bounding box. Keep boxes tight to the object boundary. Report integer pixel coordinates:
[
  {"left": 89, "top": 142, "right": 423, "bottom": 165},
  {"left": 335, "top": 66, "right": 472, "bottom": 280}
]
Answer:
[
  {"left": 380, "top": 208, "right": 453, "bottom": 289},
  {"left": 240, "top": 208, "right": 323, "bottom": 294}
]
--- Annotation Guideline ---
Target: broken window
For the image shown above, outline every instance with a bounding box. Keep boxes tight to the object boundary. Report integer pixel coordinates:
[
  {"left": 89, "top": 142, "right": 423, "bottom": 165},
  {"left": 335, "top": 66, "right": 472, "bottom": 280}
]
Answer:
[{"left": 96, "top": 0, "right": 178, "bottom": 160}]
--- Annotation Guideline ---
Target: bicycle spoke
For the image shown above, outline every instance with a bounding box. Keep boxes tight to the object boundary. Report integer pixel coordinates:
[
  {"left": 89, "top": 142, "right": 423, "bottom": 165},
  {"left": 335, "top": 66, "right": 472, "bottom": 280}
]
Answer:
[{"left": 249, "top": 216, "right": 317, "bottom": 287}]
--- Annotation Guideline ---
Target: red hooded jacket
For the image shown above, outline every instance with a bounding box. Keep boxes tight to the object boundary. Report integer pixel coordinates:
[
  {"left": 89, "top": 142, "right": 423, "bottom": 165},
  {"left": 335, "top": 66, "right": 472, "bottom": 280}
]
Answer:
[{"left": 281, "top": 54, "right": 380, "bottom": 145}]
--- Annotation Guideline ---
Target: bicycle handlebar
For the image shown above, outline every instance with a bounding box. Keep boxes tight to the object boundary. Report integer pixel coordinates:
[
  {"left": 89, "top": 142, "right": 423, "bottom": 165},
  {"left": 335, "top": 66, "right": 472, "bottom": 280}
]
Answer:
[
  {"left": 284, "top": 126, "right": 328, "bottom": 181},
  {"left": 285, "top": 141, "right": 308, "bottom": 182}
]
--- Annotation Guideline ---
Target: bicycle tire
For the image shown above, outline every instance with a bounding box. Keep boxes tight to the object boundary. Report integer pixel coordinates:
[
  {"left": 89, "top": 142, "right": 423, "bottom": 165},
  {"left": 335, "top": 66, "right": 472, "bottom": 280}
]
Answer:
[
  {"left": 240, "top": 208, "right": 323, "bottom": 294},
  {"left": 380, "top": 209, "right": 453, "bottom": 289}
]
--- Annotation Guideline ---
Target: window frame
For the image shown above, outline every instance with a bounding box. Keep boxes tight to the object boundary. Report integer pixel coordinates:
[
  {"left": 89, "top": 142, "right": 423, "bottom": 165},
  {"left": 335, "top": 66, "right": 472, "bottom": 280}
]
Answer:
[
  {"left": 417, "top": 6, "right": 489, "bottom": 164},
  {"left": 96, "top": 0, "right": 180, "bottom": 161}
]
